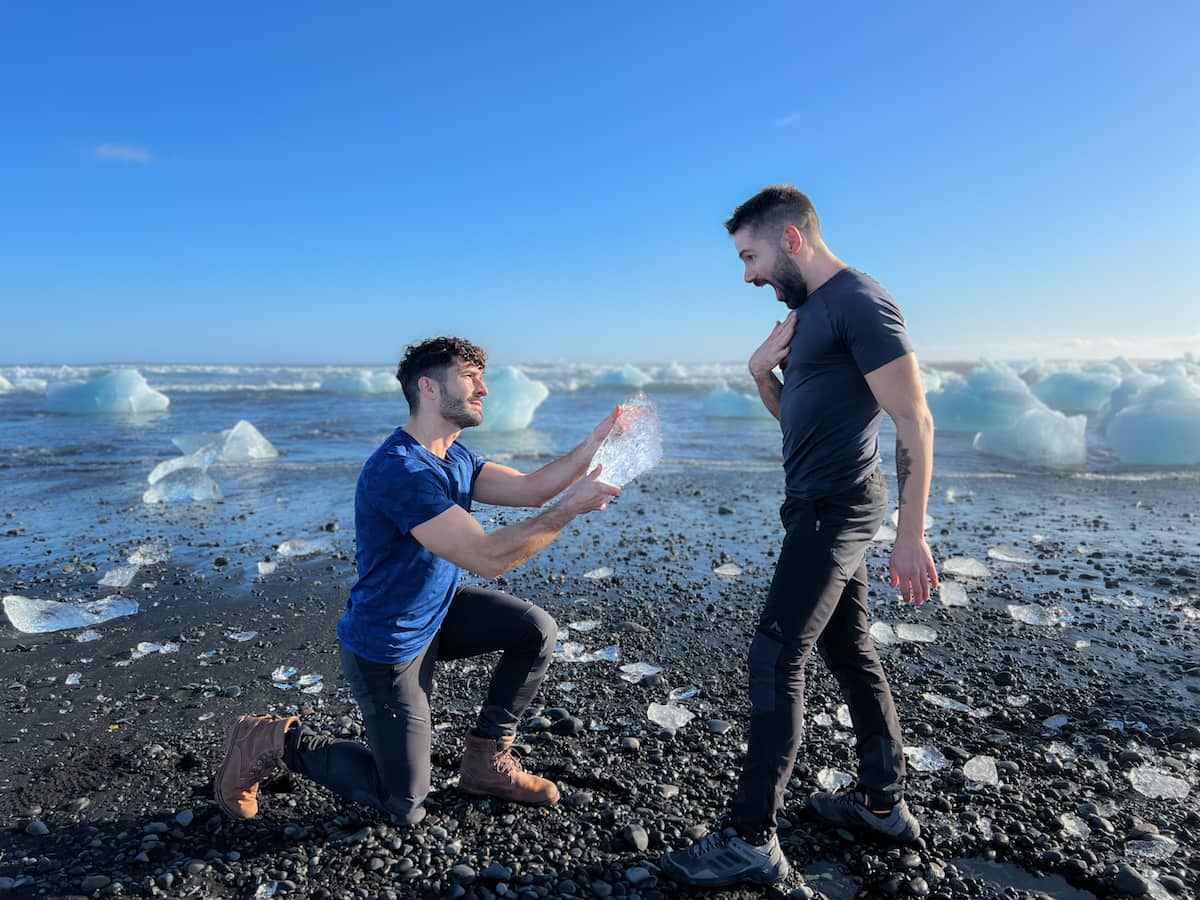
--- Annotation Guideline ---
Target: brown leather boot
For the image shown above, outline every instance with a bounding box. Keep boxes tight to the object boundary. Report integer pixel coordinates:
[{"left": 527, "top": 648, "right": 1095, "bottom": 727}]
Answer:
[
  {"left": 458, "top": 734, "right": 560, "bottom": 806},
  {"left": 215, "top": 714, "right": 299, "bottom": 819}
]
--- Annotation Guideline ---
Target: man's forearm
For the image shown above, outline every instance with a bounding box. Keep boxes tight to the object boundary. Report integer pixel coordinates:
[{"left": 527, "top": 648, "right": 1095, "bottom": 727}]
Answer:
[
  {"left": 754, "top": 372, "right": 783, "bottom": 420},
  {"left": 522, "top": 438, "right": 599, "bottom": 506},
  {"left": 893, "top": 411, "right": 934, "bottom": 539}
]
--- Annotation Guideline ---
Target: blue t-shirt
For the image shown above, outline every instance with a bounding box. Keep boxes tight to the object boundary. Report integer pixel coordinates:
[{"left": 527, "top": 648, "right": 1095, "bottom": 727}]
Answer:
[
  {"left": 779, "top": 268, "right": 913, "bottom": 500},
  {"left": 337, "top": 429, "right": 486, "bottom": 664}
]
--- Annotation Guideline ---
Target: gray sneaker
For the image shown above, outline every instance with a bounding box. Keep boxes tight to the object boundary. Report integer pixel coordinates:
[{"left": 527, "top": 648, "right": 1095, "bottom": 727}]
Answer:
[
  {"left": 660, "top": 819, "right": 791, "bottom": 888},
  {"left": 808, "top": 787, "right": 921, "bottom": 842}
]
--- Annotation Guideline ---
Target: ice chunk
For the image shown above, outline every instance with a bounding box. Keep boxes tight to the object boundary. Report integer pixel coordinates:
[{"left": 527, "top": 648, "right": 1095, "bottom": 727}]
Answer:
[
  {"left": 987, "top": 544, "right": 1033, "bottom": 564},
  {"left": 943, "top": 557, "right": 989, "bottom": 578},
  {"left": 896, "top": 623, "right": 937, "bottom": 643},
  {"left": 1124, "top": 836, "right": 1178, "bottom": 861},
  {"left": 567, "top": 620, "right": 599, "bottom": 632},
  {"left": 1107, "top": 388, "right": 1200, "bottom": 465},
  {"left": 228, "top": 630, "right": 258, "bottom": 642},
  {"left": 872, "top": 524, "right": 896, "bottom": 543},
  {"left": 99, "top": 565, "right": 139, "bottom": 588},
  {"left": 75, "top": 630, "right": 102, "bottom": 642},
  {"left": 583, "top": 566, "right": 614, "bottom": 580},
  {"left": 301, "top": 681, "right": 324, "bottom": 694},
  {"left": 963, "top": 755, "right": 999, "bottom": 786},
  {"left": 0, "top": 374, "right": 11, "bottom": 392},
  {"left": 974, "top": 407, "right": 1087, "bottom": 468},
  {"left": 257, "top": 560, "right": 277, "bottom": 576},
  {"left": 816, "top": 767, "right": 855, "bottom": 791},
  {"left": 925, "top": 363, "right": 1042, "bottom": 432},
  {"left": 1046, "top": 741, "right": 1076, "bottom": 763},
  {"left": 870, "top": 622, "right": 897, "bottom": 645},
  {"left": 147, "top": 445, "right": 219, "bottom": 485},
  {"left": 1043, "top": 713, "right": 1069, "bottom": 730},
  {"left": 143, "top": 469, "right": 223, "bottom": 504},
  {"left": 1006, "top": 693, "right": 1030, "bottom": 707},
  {"left": 922, "top": 692, "right": 975, "bottom": 714},
  {"left": 1059, "top": 812, "right": 1092, "bottom": 839},
  {"left": 272, "top": 666, "right": 298, "bottom": 681},
  {"left": 1032, "top": 370, "right": 1122, "bottom": 414},
  {"left": 130, "top": 641, "right": 178, "bottom": 659},
  {"left": 476, "top": 367, "right": 550, "bottom": 432},
  {"left": 46, "top": 369, "right": 170, "bottom": 414},
  {"left": 596, "top": 364, "right": 652, "bottom": 388},
  {"left": 220, "top": 420, "right": 279, "bottom": 461},
  {"left": 297, "top": 673, "right": 322, "bottom": 687},
  {"left": 669, "top": 686, "right": 698, "bottom": 701},
  {"left": 320, "top": 370, "right": 402, "bottom": 394},
  {"left": 653, "top": 361, "right": 688, "bottom": 380},
  {"left": 3, "top": 594, "right": 139, "bottom": 634},
  {"left": 619, "top": 662, "right": 662, "bottom": 683},
  {"left": 836, "top": 704, "right": 853, "bottom": 727},
  {"left": 1008, "top": 604, "right": 1070, "bottom": 626},
  {"left": 277, "top": 536, "right": 333, "bottom": 557},
  {"left": 938, "top": 581, "right": 969, "bottom": 607},
  {"left": 128, "top": 544, "right": 169, "bottom": 565},
  {"left": 647, "top": 702, "right": 695, "bottom": 731},
  {"left": 812, "top": 712, "right": 834, "bottom": 728},
  {"left": 590, "top": 394, "right": 662, "bottom": 487},
  {"left": 713, "top": 562, "right": 742, "bottom": 577},
  {"left": 702, "top": 381, "right": 773, "bottom": 419},
  {"left": 904, "top": 745, "right": 950, "bottom": 773},
  {"left": 1127, "top": 765, "right": 1190, "bottom": 800},
  {"left": 555, "top": 641, "right": 620, "bottom": 663}
]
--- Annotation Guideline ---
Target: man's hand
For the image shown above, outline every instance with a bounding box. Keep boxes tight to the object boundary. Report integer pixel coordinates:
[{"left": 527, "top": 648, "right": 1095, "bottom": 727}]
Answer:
[
  {"left": 749, "top": 311, "right": 796, "bottom": 380},
  {"left": 559, "top": 465, "right": 620, "bottom": 515},
  {"left": 890, "top": 535, "right": 939, "bottom": 605}
]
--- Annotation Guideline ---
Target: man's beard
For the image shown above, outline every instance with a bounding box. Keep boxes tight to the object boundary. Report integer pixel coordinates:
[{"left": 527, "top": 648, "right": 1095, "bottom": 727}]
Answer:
[
  {"left": 772, "top": 258, "right": 809, "bottom": 309},
  {"left": 440, "top": 394, "right": 482, "bottom": 429}
]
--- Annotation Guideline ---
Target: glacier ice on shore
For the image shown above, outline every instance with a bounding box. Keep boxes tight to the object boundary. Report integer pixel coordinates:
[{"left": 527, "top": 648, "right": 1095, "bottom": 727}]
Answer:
[
  {"left": 3, "top": 594, "right": 139, "bottom": 633},
  {"left": 590, "top": 395, "right": 662, "bottom": 487},
  {"left": 143, "top": 469, "right": 224, "bottom": 504},
  {"left": 148, "top": 445, "right": 220, "bottom": 485},
  {"left": 596, "top": 364, "right": 653, "bottom": 388},
  {"left": 320, "top": 370, "right": 402, "bottom": 393},
  {"left": 0, "top": 374, "right": 11, "bottom": 392},
  {"left": 169, "top": 420, "right": 279, "bottom": 462},
  {"left": 703, "top": 381, "right": 773, "bottom": 419},
  {"left": 925, "top": 363, "right": 1041, "bottom": 432},
  {"left": 973, "top": 406, "right": 1086, "bottom": 467},
  {"left": 476, "top": 367, "right": 549, "bottom": 431},
  {"left": 1031, "top": 368, "right": 1122, "bottom": 414},
  {"left": 1105, "top": 376, "right": 1200, "bottom": 466},
  {"left": 46, "top": 369, "right": 170, "bottom": 414}
]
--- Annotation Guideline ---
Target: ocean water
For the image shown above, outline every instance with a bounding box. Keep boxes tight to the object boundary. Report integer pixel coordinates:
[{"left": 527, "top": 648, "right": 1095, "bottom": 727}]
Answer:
[{"left": 1, "top": 361, "right": 1197, "bottom": 592}]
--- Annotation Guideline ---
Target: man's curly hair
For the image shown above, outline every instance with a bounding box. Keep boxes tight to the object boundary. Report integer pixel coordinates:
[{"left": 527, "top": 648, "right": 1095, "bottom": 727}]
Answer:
[{"left": 395, "top": 336, "right": 488, "bottom": 412}]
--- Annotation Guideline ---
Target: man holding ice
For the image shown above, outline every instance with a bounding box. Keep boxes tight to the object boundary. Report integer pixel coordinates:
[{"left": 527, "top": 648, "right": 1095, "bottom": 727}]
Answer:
[
  {"left": 664, "top": 186, "right": 939, "bottom": 888},
  {"left": 216, "top": 336, "right": 621, "bottom": 825}
]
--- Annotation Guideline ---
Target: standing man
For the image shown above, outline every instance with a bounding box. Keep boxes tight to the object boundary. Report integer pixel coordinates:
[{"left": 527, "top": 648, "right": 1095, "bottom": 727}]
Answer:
[
  {"left": 216, "top": 336, "right": 621, "bottom": 825},
  {"left": 663, "top": 187, "right": 939, "bottom": 888}
]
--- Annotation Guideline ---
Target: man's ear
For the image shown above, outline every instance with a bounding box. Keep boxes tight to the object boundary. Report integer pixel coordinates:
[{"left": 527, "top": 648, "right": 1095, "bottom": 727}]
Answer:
[
  {"left": 781, "top": 224, "right": 805, "bottom": 256},
  {"left": 418, "top": 374, "right": 439, "bottom": 400}
]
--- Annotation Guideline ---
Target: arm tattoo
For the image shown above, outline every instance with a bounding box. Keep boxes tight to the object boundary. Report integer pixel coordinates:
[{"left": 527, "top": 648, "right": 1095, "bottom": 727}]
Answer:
[{"left": 895, "top": 438, "right": 912, "bottom": 506}]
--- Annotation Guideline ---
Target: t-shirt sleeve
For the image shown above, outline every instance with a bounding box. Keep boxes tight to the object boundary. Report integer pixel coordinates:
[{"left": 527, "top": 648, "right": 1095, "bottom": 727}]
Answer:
[
  {"left": 370, "top": 465, "right": 455, "bottom": 534},
  {"left": 840, "top": 288, "right": 914, "bottom": 375}
]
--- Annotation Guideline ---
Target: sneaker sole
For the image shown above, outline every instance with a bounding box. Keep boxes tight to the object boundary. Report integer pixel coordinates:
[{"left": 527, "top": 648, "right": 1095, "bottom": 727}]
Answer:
[
  {"left": 660, "top": 856, "right": 790, "bottom": 888},
  {"left": 214, "top": 716, "right": 255, "bottom": 820},
  {"left": 808, "top": 800, "right": 920, "bottom": 843},
  {"left": 457, "top": 784, "right": 559, "bottom": 807}
]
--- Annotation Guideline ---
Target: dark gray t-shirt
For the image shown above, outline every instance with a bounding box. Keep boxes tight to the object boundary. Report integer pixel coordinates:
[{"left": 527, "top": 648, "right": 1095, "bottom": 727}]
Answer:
[{"left": 779, "top": 267, "right": 912, "bottom": 500}]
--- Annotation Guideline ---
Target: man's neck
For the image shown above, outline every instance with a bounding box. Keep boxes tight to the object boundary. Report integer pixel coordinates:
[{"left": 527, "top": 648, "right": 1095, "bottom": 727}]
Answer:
[
  {"left": 402, "top": 415, "right": 461, "bottom": 459},
  {"left": 803, "top": 250, "right": 848, "bottom": 295}
]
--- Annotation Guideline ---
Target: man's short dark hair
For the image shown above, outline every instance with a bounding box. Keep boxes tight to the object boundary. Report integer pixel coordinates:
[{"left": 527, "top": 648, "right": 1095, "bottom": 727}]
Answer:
[
  {"left": 396, "top": 336, "right": 487, "bottom": 412},
  {"left": 725, "top": 184, "right": 821, "bottom": 239}
]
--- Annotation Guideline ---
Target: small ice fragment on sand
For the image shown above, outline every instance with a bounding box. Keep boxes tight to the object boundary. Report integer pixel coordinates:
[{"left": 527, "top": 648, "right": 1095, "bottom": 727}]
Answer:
[
  {"left": 228, "top": 631, "right": 258, "bottom": 642},
  {"left": 583, "top": 566, "right": 613, "bottom": 579},
  {"left": 922, "top": 692, "right": 975, "bottom": 714},
  {"left": 1125, "top": 836, "right": 1178, "bottom": 861},
  {"left": 939, "top": 581, "right": 969, "bottom": 607},
  {"left": 277, "top": 536, "right": 332, "bottom": 557},
  {"left": 128, "top": 544, "right": 169, "bottom": 565},
  {"left": 3, "top": 594, "right": 139, "bottom": 634},
  {"left": 812, "top": 712, "right": 833, "bottom": 728},
  {"left": 647, "top": 702, "right": 694, "bottom": 732},
  {"left": 257, "top": 560, "right": 277, "bottom": 576},
  {"left": 896, "top": 623, "right": 937, "bottom": 643},
  {"left": 1059, "top": 813, "right": 1091, "bottom": 839},
  {"left": 890, "top": 509, "right": 934, "bottom": 530},
  {"left": 143, "top": 469, "right": 223, "bottom": 504},
  {"left": 99, "top": 565, "right": 139, "bottom": 588},
  {"left": 619, "top": 662, "right": 662, "bottom": 683},
  {"left": 713, "top": 563, "right": 742, "bottom": 577},
  {"left": 590, "top": 394, "right": 663, "bottom": 487},
  {"left": 1008, "top": 604, "right": 1069, "bottom": 626},
  {"left": 46, "top": 368, "right": 170, "bottom": 414},
  {"left": 130, "top": 641, "right": 178, "bottom": 659},
  {"left": 148, "top": 445, "right": 219, "bottom": 485},
  {"left": 198, "top": 711, "right": 215, "bottom": 721},
  {"left": 1074, "top": 639, "right": 1091, "bottom": 650},
  {"left": 272, "top": 666, "right": 297, "bottom": 681},
  {"left": 943, "top": 556, "right": 989, "bottom": 578},
  {"left": 872, "top": 524, "right": 896, "bottom": 542},
  {"left": 297, "top": 674, "right": 322, "bottom": 687},
  {"left": 555, "top": 642, "right": 619, "bottom": 663},
  {"left": 816, "top": 767, "right": 855, "bottom": 791},
  {"left": 945, "top": 487, "right": 975, "bottom": 503},
  {"left": 253, "top": 881, "right": 278, "bottom": 900},
  {"left": 963, "top": 755, "right": 999, "bottom": 786},
  {"left": 987, "top": 544, "right": 1033, "bottom": 564},
  {"left": 568, "top": 620, "right": 599, "bottom": 632},
  {"left": 65, "top": 673, "right": 81, "bottom": 686},
  {"left": 557, "top": 682, "right": 576, "bottom": 692},
  {"left": 669, "top": 686, "right": 698, "bottom": 701},
  {"left": 1006, "top": 693, "right": 1030, "bottom": 707},
  {"left": 836, "top": 705, "right": 853, "bottom": 727},
  {"left": 904, "top": 745, "right": 950, "bottom": 773},
  {"left": 1043, "top": 713, "right": 1069, "bottom": 730},
  {"left": 1046, "top": 741, "right": 1076, "bottom": 763},
  {"left": 870, "top": 622, "right": 897, "bottom": 645},
  {"left": 76, "top": 630, "right": 102, "bottom": 642},
  {"left": 197, "top": 650, "right": 216, "bottom": 659},
  {"left": 1128, "top": 766, "right": 1190, "bottom": 800},
  {"left": 301, "top": 681, "right": 324, "bottom": 694},
  {"left": 590, "top": 644, "right": 620, "bottom": 662}
]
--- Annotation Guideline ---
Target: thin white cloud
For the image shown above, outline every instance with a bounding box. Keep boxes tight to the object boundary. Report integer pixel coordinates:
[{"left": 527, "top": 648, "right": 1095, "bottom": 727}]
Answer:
[
  {"left": 91, "top": 143, "right": 153, "bottom": 165},
  {"left": 774, "top": 113, "right": 803, "bottom": 128}
]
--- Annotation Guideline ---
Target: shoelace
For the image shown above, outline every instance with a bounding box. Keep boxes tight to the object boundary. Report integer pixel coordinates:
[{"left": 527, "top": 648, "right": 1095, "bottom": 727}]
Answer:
[
  {"left": 493, "top": 748, "right": 524, "bottom": 780},
  {"left": 689, "top": 824, "right": 734, "bottom": 857}
]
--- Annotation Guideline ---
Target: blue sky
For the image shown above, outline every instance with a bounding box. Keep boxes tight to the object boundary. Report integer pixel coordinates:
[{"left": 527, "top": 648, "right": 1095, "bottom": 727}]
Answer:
[{"left": 2, "top": 1, "right": 1196, "bottom": 365}]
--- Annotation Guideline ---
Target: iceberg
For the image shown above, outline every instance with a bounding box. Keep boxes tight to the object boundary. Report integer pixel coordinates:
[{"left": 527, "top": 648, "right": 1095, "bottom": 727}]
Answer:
[
  {"left": 46, "top": 369, "right": 169, "bottom": 414},
  {"left": 0, "top": 374, "right": 11, "bottom": 392},
  {"left": 590, "top": 394, "right": 662, "bottom": 487},
  {"left": 147, "top": 445, "right": 220, "bottom": 485},
  {"left": 320, "top": 370, "right": 402, "bottom": 394},
  {"left": 1031, "top": 369, "right": 1122, "bottom": 414},
  {"left": 167, "top": 420, "right": 278, "bottom": 463},
  {"left": 4, "top": 594, "right": 139, "bottom": 634},
  {"left": 596, "top": 364, "right": 653, "bottom": 388},
  {"left": 1106, "top": 377, "right": 1200, "bottom": 465},
  {"left": 703, "top": 381, "right": 773, "bottom": 419},
  {"left": 973, "top": 407, "right": 1086, "bottom": 468},
  {"left": 653, "top": 361, "right": 688, "bottom": 381},
  {"left": 476, "top": 367, "right": 549, "bottom": 432},
  {"left": 143, "top": 469, "right": 223, "bottom": 504},
  {"left": 925, "top": 363, "right": 1042, "bottom": 432}
]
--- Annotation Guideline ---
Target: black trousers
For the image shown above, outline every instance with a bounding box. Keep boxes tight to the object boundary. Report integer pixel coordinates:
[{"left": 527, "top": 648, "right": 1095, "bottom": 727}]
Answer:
[
  {"left": 283, "top": 585, "right": 557, "bottom": 823},
  {"left": 729, "top": 468, "right": 905, "bottom": 835}
]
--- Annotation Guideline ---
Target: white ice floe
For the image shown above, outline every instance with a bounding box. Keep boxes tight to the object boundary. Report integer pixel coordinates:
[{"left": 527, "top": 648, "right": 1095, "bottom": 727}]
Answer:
[
  {"left": 46, "top": 369, "right": 170, "bottom": 414},
  {"left": 143, "top": 469, "right": 223, "bottom": 504},
  {"left": 1125, "top": 836, "right": 1179, "bottom": 861},
  {"left": 647, "top": 702, "right": 695, "bottom": 732},
  {"left": 987, "top": 544, "right": 1033, "bottom": 564},
  {"left": 713, "top": 563, "right": 742, "bottom": 577},
  {"left": 925, "top": 363, "right": 1042, "bottom": 432},
  {"left": 147, "top": 445, "right": 219, "bottom": 485},
  {"left": 895, "top": 623, "right": 938, "bottom": 643},
  {"left": 942, "top": 556, "right": 989, "bottom": 578},
  {"left": 3, "top": 594, "right": 139, "bottom": 634},
  {"left": 870, "top": 622, "right": 897, "bottom": 645},
  {"left": 1127, "top": 765, "right": 1190, "bottom": 800},
  {"left": 963, "top": 755, "right": 999, "bottom": 786},
  {"left": 974, "top": 406, "right": 1087, "bottom": 468},
  {"left": 1031, "top": 369, "right": 1122, "bottom": 414},
  {"left": 320, "top": 370, "right": 402, "bottom": 394},
  {"left": 475, "top": 367, "right": 550, "bottom": 432},
  {"left": 904, "top": 745, "right": 951, "bottom": 773},
  {"left": 596, "top": 364, "right": 653, "bottom": 388},
  {"left": 702, "top": 381, "right": 773, "bottom": 419},
  {"left": 938, "top": 581, "right": 969, "bottom": 607},
  {"left": 590, "top": 394, "right": 662, "bottom": 486},
  {"left": 99, "top": 565, "right": 139, "bottom": 588},
  {"left": 1106, "top": 377, "right": 1200, "bottom": 466},
  {"left": 619, "top": 662, "right": 662, "bottom": 683}
]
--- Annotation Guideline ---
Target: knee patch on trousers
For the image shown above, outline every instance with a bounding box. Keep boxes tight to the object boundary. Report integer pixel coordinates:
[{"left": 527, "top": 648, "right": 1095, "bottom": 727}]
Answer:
[{"left": 747, "top": 631, "right": 786, "bottom": 715}]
